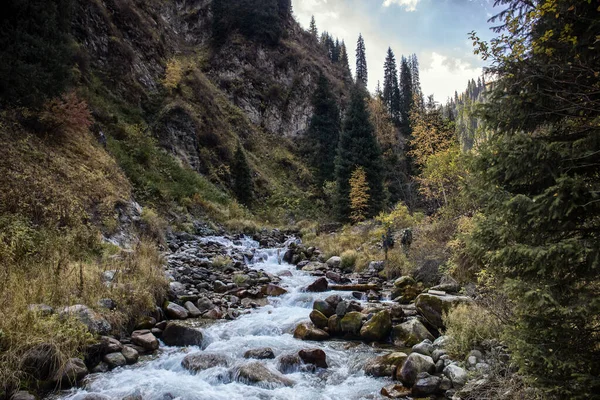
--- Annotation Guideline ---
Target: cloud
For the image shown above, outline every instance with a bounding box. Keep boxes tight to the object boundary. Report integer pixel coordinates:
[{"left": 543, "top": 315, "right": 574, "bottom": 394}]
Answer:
[
  {"left": 382, "top": 0, "right": 421, "bottom": 12},
  {"left": 420, "top": 52, "right": 482, "bottom": 102}
]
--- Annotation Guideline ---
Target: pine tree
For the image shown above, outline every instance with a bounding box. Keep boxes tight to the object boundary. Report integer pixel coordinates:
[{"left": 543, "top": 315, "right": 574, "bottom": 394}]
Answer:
[
  {"left": 399, "top": 56, "right": 413, "bottom": 133},
  {"left": 0, "top": 0, "right": 74, "bottom": 106},
  {"left": 349, "top": 167, "right": 370, "bottom": 223},
  {"left": 409, "top": 54, "right": 424, "bottom": 110},
  {"left": 335, "top": 86, "right": 385, "bottom": 219},
  {"left": 305, "top": 73, "right": 341, "bottom": 186},
  {"left": 232, "top": 142, "right": 254, "bottom": 205},
  {"left": 339, "top": 41, "right": 352, "bottom": 82},
  {"left": 309, "top": 15, "right": 318, "bottom": 38},
  {"left": 355, "top": 34, "right": 368, "bottom": 87},
  {"left": 383, "top": 48, "right": 401, "bottom": 124},
  {"left": 468, "top": 0, "right": 600, "bottom": 397}
]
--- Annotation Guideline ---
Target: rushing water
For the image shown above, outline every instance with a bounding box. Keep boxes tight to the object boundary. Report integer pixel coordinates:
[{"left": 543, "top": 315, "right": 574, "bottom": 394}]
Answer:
[{"left": 55, "top": 238, "right": 391, "bottom": 400}]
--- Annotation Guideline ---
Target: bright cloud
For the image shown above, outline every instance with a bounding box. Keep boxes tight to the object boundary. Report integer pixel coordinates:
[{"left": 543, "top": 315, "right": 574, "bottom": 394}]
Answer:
[
  {"left": 382, "top": 0, "right": 421, "bottom": 12},
  {"left": 420, "top": 52, "right": 483, "bottom": 102}
]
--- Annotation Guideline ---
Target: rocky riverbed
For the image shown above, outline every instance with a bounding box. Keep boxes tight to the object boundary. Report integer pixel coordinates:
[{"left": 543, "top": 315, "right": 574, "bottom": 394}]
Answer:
[{"left": 23, "top": 231, "right": 501, "bottom": 400}]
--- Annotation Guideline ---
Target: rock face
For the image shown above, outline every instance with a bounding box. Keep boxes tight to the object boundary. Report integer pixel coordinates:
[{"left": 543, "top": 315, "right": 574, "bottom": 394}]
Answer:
[
  {"left": 131, "top": 330, "right": 159, "bottom": 351},
  {"left": 396, "top": 353, "right": 436, "bottom": 387},
  {"left": 360, "top": 310, "right": 392, "bottom": 342},
  {"left": 161, "top": 322, "right": 204, "bottom": 347},
  {"left": 298, "top": 348, "right": 327, "bottom": 368},
  {"left": 244, "top": 348, "right": 275, "bottom": 360},
  {"left": 235, "top": 362, "right": 295, "bottom": 387},
  {"left": 415, "top": 293, "right": 472, "bottom": 329},
  {"left": 364, "top": 352, "right": 408, "bottom": 377},
  {"left": 305, "top": 277, "right": 328, "bottom": 292},
  {"left": 181, "top": 353, "right": 229, "bottom": 372},
  {"left": 391, "top": 319, "right": 434, "bottom": 347},
  {"left": 59, "top": 305, "right": 111, "bottom": 335},
  {"left": 293, "top": 322, "right": 329, "bottom": 341}
]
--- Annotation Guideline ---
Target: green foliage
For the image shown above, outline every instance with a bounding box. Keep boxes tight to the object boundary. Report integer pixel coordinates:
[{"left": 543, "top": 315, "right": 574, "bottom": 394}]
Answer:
[
  {"left": 382, "top": 48, "right": 400, "bottom": 124},
  {"left": 107, "top": 124, "right": 230, "bottom": 208},
  {"left": 304, "top": 74, "right": 340, "bottom": 185},
  {"left": 340, "top": 249, "right": 358, "bottom": 271},
  {"left": 444, "top": 303, "right": 502, "bottom": 360},
  {"left": 335, "top": 86, "right": 385, "bottom": 220},
  {"left": 468, "top": 1, "right": 600, "bottom": 397},
  {"left": 349, "top": 166, "right": 370, "bottom": 223},
  {"left": 0, "top": 0, "right": 74, "bottom": 106},
  {"left": 232, "top": 142, "right": 254, "bottom": 205},
  {"left": 212, "top": 0, "right": 284, "bottom": 46},
  {"left": 355, "top": 34, "right": 367, "bottom": 86}
]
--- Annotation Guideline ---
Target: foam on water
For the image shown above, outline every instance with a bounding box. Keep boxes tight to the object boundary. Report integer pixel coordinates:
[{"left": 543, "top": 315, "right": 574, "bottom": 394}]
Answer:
[{"left": 52, "top": 237, "right": 390, "bottom": 400}]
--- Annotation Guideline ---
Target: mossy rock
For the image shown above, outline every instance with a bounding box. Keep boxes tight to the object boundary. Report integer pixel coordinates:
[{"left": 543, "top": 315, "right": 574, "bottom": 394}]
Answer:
[
  {"left": 415, "top": 293, "right": 472, "bottom": 329},
  {"left": 340, "top": 311, "right": 363, "bottom": 336},
  {"left": 309, "top": 310, "right": 329, "bottom": 329},
  {"left": 360, "top": 310, "right": 392, "bottom": 342},
  {"left": 391, "top": 319, "right": 434, "bottom": 347}
]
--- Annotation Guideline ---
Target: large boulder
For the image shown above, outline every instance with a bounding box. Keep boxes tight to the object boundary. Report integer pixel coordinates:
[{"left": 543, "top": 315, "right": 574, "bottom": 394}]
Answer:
[
  {"left": 244, "top": 348, "right": 275, "bottom": 360},
  {"left": 415, "top": 293, "right": 472, "bottom": 329},
  {"left": 364, "top": 352, "right": 408, "bottom": 377},
  {"left": 103, "top": 352, "right": 127, "bottom": 369},
  {"left": 313, "top": 300, "right": 335, "bottom": 318},
  {"left": 163, "top": 302, "right": 189, "bottom": 319},
  {"left": 339, "top": 311, "right": 363, "bottom": 336},
  {"left": 298, "top": 348, "right": 327, "bottom": 368},
  {"left": 391, "top": 276, "right": 422, "bottom": 304},
  {"left": 412, "top": 372, "right": 441, "bottom": 396},
  {"left": 277, "top": 353, "right": 302, "bottom": 374},
  {"left": 326, "top": 256, "right": 341, "bottom": 268},
  {"left": 52, "top": 358, "right": 88, "bottom": 388},
  {"left": 327, "top": 314, "right": 342, "bottom": 336},
  {"left": 293, "top": 322, "right": 329, "bottom": 341},
  {"left": 443, "top": 364, "right": 468, "bottom": 388},
  {"left": 59, "top": 305, "right": 111, "bottom": 335},
  {"left": 396, "top": 353, "right": 435, "bottom": 387},
  {"left": 235, "top": 362, "right": 295, "bottom": 387},
  {"left": 391, "top": 319, "right": 434, "bottom": 347},
  {"left": 183, "top": 301, "right": 202, "bottom": 318},
  {"left": 360, "top": 310, "right": 392, "bottom": 342},
  {"left": 263, "top": 284, "right": 288, "bottom": 297},
  {"left": 131, "top": 330, "right": 159, "bottom": 351},
  {"left": 161, "top": 322, "right": 204, "bottom": 347},
  {"left": 121, "top": 346, "right": 139, "bottom": 364},
  {"left": 181, "top": 352, "right": 229, "bottom": 372},
  {"left": 305, "top": 277, "right": 328, "bottom": 292},
  {"left": 309, "top": 310, "right": 329, "bottom": 329}
]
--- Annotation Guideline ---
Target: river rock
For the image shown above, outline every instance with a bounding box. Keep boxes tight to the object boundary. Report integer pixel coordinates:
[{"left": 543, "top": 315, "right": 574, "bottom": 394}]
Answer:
[
  {"left": 396, "top": 353, "right": 435, "bottom": 387},
  {"left": 122, "top": 346, "right": 139, "bottom": 364},
  {"left": 415, "top": 293, "right": 472, "bottom": 329},
  {"left": 324, "top": 294, "right": 342, "bottom": 309},
  {"left": 59, "top": 305, "right": 111, "bottom": 335},
  {"left": 182, "top": 352, "right": 229, "bottom": 372},
  {"left": 391, "top": 319, "right": 434, "bottom": 347},
  {"left": 380, "top": 384, "right": 411, "bottom": 399},
  {"left": 293, "top": 322, "right": 329, "bottom": 341},
  {"left": 164, "top": 302, "right": 189, "bottom": 319},
  {"left": 364, "top": 352, "right": 408, "bottom": 377},
  {"left": 90, "top": 362, "right": 109, "bottom": 373},
  {"left": 135, "top": 316, "right": 157, "bottom": 330},
  {"left": 360, "top": 310, "right": 392, "bottom": 342},
  {"left": 244, "top": 347, "right": 275, "bottom": 359},
  {"left": 131, "top": 330, "right": 159, "bottom": 351},
  {"left": 161, "top": 322, "right": 204, "bottom": 347},
  {"left": 326, "top": 256, "right": 341, "bottom": 268},
  {"left": 309, "top": 310, "right": 329, "bottom": 329},
  {"left": 263, "top": 283, "right": 288, "bottom": 296},
  {"left": 305, "top": 277, "right": 328, "bottom": 292},
  {"left": 103, "top": 352, "right": 127, "bottom": 369},
  {"left": 11, "top": 391, "right": 36, "bottom": 400},
  {"left": 105, "top": 337, "right": 123, "bottom": 353},
  {"left": 235, "top": 362, "right": 295, "bottom": 387},
  {"left": 391, "top": 276, "right": 422, "bottom": 303},
  {"left": 340, "top": 311, "right": 363, "bottom": 336},
  {"left": 71, "top": 394, "right": 112, "bottom": 400},
  {"left": 203, "top": 307, "right": 223, "bottom": 319},
  {"left": 277, "top": 353, "right": 302, "bottom": 373},
  {"left": 327, "top": 314, "right": 342, "bottom": 336},
  {"left": 196, "top": 297, "right": 215, "bottom": 313},
  {"left": 184, "top": 301, "right": 202, "bottom": 318},
  {"left": 443, "top": 364, "right": 468, "bottom": 387},
  {"left": 313, "top": 300, "right": 335, "bottom": 318},
  {"left": 412, "top": 372, "right": 441, "bottom": 396},
  {"left": 412, "top": 340, "right": 434, "bottom": 356},
  {"left": 52, "top": 358, "right": 88, "bottom": 388},
  {"left": 298, "top": 348, "right": 327, "bottom": 368}
]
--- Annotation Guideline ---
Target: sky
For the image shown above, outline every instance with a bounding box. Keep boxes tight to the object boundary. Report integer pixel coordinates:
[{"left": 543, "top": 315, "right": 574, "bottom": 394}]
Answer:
[{"left": 292, "top": 0, "right": 499, "bottom": 103}]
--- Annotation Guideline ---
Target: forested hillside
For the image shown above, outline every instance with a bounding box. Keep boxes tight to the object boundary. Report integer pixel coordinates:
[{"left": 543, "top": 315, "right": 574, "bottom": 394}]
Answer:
[{"left": 0, "top": 0, "right": 598, "bottom": 399}]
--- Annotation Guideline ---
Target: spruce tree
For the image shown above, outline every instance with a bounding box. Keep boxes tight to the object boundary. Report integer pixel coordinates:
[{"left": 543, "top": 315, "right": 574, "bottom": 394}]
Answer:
[
  {"left": 355, "top": 34, "right": 368, "bottom": 87},
  {"left": 409, "top": 54, "right": 424, "bottom": 110},
  {"left": 399, "top": 56, "right": 414, "bottom": 133},
  {"left": 469, "top": 0, "right": 600, "bottom": 397},
  {"left": 309, "top": 16, "right": 318, "bottom": 38},
  {"left": 335, "top": 86, "right": 385, "bottom": 219},
  {"left": 383, "top": 48, "right": 401, "bottom": 124},
  {"left": 232, "top": 142, "right": 254, "bottom": 205},
  {"left": 306, "top": 74, "right": 341, "bottom": 186},
  {"left": 339, "top": 41, "right": 352, "bottom": 82},
  {"left": 0, "top": 0, "right": 74, "bottom": 106}
]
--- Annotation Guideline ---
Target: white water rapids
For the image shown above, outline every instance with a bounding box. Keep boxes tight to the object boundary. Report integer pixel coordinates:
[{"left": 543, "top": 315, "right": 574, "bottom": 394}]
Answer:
[{"left": 54, "top": 238, "right": 392, "bottom": 400}]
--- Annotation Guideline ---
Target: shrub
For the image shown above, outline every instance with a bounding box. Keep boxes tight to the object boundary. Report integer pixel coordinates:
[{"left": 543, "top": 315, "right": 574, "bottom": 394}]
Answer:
[
  {"left": 212, "top": 255, "right": 233, "bottom": 269},
  {"left": 443, "top": 303, "right": 502, "bottom": 360},
  {"left": 140, "top": 207, "right": 167, "bottom": 244},
  {"left": 39, "top": 91, "right": 92, "bottom": 137},
  {"left": 340, "top": 249, "right": 358, "bottom": 271}
]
